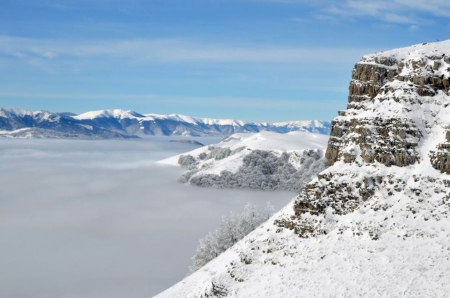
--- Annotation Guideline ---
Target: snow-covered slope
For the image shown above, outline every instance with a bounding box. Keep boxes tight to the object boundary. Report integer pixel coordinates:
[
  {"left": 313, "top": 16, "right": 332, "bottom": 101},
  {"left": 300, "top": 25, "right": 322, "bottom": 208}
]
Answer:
[
  {"left": 73, "top": 109, "right": 145, "bottom": 120},
  {"left": 158, "top": 131, "right": 329, "bottom": 192},
  {"left": 159, "top": 131, "right": 328, "bottom": 167},
  {"left": 155, "top": 40, "right": 450, "bottom": 297},
  {"left": 0, "top": 107, "right": 331, "bottom": 139}
]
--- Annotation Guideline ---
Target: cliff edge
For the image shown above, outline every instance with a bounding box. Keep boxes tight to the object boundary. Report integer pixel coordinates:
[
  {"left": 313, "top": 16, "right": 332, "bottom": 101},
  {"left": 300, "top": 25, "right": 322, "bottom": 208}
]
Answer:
[{"left": 155, "top": 40, "right": 450, "bottom": 298}]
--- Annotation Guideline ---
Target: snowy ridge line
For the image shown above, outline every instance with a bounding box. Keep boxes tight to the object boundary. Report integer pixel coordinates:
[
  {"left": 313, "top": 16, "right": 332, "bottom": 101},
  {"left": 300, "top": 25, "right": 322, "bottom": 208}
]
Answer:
[
  {"left": 0, "top": 107, "right": 331, "bottom": 138},
  {"left": 362, "top": 39, "right": 450, "bottom": 62},
  {"left": 75, "top": 109, "right": 329, "bottom": 129}
]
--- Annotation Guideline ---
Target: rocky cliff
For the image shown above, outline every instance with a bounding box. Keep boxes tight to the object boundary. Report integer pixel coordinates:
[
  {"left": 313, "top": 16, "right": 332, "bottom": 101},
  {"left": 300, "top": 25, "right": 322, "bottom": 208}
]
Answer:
[{"left": 156, "top": 41, "right": 450, "bottom": 298}]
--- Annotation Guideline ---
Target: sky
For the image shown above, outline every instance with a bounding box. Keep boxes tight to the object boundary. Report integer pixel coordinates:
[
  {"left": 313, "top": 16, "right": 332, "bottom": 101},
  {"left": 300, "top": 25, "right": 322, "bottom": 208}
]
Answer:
[
  {"left": 1, "top": 0, "right": 450, "bottom": 122},
  {"left": 0, "top": 138, "right": 294, "bottom": 297}
]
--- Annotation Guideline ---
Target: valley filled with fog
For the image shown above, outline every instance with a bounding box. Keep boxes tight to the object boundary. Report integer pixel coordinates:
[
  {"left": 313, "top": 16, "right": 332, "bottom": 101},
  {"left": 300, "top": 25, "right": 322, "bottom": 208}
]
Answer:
[{"left": 0, "top": 138, "right": 295, "bottom": 297}]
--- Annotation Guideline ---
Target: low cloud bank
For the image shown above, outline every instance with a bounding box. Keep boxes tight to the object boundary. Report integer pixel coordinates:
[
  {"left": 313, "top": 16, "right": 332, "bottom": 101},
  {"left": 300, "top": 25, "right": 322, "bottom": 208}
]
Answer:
[{"left": 0, "top": 139, "right": 293, "bottom": 297}]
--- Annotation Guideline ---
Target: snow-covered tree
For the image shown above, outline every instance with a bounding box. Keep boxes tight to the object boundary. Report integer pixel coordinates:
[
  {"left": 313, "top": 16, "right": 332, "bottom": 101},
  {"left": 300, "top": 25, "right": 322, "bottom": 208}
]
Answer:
[
  {"left": 187, "top": 149, "right": 328, "bottom": 192},
  {"left": 189, "top": 202, "right": 274, "bottom": 273}
]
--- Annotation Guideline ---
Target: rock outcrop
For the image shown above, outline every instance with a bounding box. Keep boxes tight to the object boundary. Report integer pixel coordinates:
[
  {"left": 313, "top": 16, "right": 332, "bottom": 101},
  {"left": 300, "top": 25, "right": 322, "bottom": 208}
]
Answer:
[
  {"left": 156, "top": 41, "right": 450, "bottom": 298},
  {"left": 326, "top": 44, "right": 450, "bottom": 168},
  {"left": 429, "top": 137, "right": 450, "bottom": 174},
  {"left": 286, "top": 40, "right": 450, "bottom": 237}
]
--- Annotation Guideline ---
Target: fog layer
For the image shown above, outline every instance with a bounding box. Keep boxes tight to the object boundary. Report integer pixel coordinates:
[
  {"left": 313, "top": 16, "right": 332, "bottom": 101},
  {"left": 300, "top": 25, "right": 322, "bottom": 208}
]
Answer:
[{"left": 0, "top": 138, "right": 294, "bottom": 297}]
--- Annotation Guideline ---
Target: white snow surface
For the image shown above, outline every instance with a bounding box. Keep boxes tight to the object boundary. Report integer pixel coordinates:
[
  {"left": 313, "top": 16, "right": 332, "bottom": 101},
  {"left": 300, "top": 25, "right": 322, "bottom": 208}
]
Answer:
[
  {"left": 363, "top": 39, "right": 450, "bottom": 63},
  {"left": 0, "top": 107, "right": 55, "bottom": 119},
  {"left": 0, "top": 128, "right": 33, "bottom": 138},
  {"left": 157, "top": 131, "right": 328, "bottom": 176},
  {"left": 271, "top": 119, "right": 328, "bottom": 129},
  {"left": 155, "top": 40, "right": 450, "bottom": 297},
  {"left": 75, "top": 109, "right": 329, "bottom": 131},
  {"left": 145, "top": 114, "right": 248, "bottom": 126},
  {"left": 73, "top": 109, "right": 144, "bottom": 120}
]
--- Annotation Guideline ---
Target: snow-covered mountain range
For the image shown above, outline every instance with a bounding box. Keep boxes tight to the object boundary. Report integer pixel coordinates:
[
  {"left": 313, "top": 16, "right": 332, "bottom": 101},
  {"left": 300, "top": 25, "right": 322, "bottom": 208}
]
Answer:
[
  {"left": 156, "top": 40, "right": 450, "bottom": 297},
  {"left": 158, "top": 131, "right": 329, "bottom": 192},
  {"left": 0, "top": 107, "right": 331, "bottom": 139}
]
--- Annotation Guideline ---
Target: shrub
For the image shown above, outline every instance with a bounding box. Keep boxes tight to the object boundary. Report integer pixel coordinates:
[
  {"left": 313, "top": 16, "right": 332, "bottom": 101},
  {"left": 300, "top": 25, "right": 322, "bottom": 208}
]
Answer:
[{"left": 189, "top": 202, "right": 274, "bottom": 273}]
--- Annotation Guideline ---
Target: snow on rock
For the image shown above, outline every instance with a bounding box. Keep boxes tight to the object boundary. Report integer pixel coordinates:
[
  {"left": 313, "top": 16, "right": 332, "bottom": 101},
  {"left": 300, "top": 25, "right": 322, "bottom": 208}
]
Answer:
[
  {"left": 158, "top": 131, "right": 329, "bottom": 192},
  {"left": 155, "top": 40, "right": 450, "bottom": 297}
]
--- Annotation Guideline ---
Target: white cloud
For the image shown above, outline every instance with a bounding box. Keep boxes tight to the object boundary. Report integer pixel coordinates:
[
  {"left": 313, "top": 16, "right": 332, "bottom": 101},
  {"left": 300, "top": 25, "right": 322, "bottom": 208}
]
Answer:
[
  {"left": 322, "top": 1, "right": 425, "bottom": 25},
  {"left": 0, "top": 35, "right": 376, "bottom": 75},
  {"left": 395, "top": 0, "right": 450, "bottom": 17},
  {"left": 264, "top": 0, "right": 450, "bottom": 25},
  {"left": 0, "top": 91, "right": 346, "bottom": 111},
  {"left": 345, "top": 1, "right": 389, "bottom": 16},
  {"left": 382, "top": 13, "right": 417, "bottom": 25},
  {"left": 0, "top": 35, "right": 372, "bottom": 64},
  {"left": 0, "top": 139, "right": 293, "bottom": 297}
]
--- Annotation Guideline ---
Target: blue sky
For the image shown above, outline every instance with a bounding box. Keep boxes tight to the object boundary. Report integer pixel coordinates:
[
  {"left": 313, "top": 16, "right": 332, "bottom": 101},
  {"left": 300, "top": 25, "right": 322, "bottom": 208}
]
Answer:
[{"left": 1, "top": 0, "right": 449, "bottom": 122}]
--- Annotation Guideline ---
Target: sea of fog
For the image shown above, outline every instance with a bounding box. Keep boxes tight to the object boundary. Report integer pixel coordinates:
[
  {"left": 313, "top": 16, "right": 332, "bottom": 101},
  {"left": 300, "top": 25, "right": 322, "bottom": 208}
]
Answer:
[{"left": 0, "top": 137, "right": 295, "bottom": 298}]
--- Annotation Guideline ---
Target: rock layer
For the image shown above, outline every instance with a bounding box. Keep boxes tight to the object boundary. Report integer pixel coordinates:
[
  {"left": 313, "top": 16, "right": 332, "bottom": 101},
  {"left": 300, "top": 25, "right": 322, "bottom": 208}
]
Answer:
[{"left": 326, "top": 45, "right": 450, "bottom": 168}]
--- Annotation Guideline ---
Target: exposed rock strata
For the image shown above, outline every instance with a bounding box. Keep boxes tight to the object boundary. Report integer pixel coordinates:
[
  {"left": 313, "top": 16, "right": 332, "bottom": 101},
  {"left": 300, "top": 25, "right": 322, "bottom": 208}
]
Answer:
[
  {"left": 429, "top": 131, "right": 450, "bottom": 174},
  {"left": 326, "top": 49, "right": 450, "bottom": 168},
  {"left": 288, "top": 42, "right": 450, "bottom": 237}
]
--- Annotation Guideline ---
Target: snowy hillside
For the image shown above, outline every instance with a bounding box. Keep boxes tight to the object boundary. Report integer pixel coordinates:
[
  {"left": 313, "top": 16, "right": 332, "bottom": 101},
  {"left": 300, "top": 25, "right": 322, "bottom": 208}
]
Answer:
[
  {"left": 0, "top": 107, "right": 330, "bottom": 139},
  {"left": 155, "top": 40, "right": 450, "bottom": 297},
  {"left": 158, "top": 131, "right": 329, "bottom": 192}
]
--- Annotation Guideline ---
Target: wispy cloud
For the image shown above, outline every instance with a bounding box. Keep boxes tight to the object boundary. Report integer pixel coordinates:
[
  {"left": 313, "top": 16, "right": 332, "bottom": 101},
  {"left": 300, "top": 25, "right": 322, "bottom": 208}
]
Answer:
[
  {"left": 395, "top": 0, "right": 450, "bottom": 17},
  {"left": 0, "top": 35, "right": 374, "bottom": 74},
  {"left": 263, "top": 0, "right": 450, "bottom": 25},
  {"left": 0, "top": 139, "right": 293, "bottom": 297},
  {"left": 0, "top": 35, "right": 370, "bottom": 63},
  {"left": 0, "top": 91, "right": 345, "bottom": 113},
  {"left": 322, "top": 1, "right": 436, "bottom": 25}
]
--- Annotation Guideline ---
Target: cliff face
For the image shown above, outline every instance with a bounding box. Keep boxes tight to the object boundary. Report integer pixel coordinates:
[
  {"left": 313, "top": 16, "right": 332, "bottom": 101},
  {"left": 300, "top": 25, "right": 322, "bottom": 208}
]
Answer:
[
  {"left": 326, "top": 45, "right": 450, "bottom": 169},
  {"left": 278, "top": 41, "right": 450, "bottom": 238},
  {"left": 156, "top": 41, "right": 450, "bottom": 298}
]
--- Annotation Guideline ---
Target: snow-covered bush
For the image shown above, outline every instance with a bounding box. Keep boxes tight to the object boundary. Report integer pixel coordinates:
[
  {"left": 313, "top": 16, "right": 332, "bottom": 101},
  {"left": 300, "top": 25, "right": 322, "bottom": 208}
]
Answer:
[
  {"left": 177, "top": 170, "right": 197, "bottom": 183},
  {"left": 178, "top": 154, "right": 197, "bottom": 169},
  {"left": 189, "top": 202, "right": 274, "bottom": 273},
  {"left": 209, "top": 147, "right": 232, "bottom": 160}
]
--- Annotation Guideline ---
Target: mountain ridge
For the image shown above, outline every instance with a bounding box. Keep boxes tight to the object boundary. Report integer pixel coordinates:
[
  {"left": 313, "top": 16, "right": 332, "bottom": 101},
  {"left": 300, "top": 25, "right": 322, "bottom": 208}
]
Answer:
[{"left": 0, "top": 107, "right": 331, "bottom": 139}]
